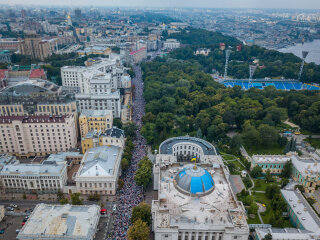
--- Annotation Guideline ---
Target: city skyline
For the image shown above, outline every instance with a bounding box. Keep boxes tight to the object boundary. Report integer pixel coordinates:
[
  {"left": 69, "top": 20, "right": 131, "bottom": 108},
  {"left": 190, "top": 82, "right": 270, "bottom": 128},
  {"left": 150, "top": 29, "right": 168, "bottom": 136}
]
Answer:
[{"left": 2, "top": 0, "right": 320, "bottom": 9}]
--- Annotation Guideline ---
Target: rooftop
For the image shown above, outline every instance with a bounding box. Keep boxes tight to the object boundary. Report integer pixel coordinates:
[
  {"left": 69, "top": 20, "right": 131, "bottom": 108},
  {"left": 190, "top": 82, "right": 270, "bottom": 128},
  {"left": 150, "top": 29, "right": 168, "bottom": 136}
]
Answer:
[
  {"left": 0, "top": 160, "right": 65, "bottom": 176},
  {"left": 175, "top": 166, "right": 214, "bottom": 196},
  {"left": 0, "top": 115, "right": 69, "bottom": 124},
  {"left": 281, "top": 189, "right": 320, "bottom": 233},
  {"left": 17, "top": 204, "right": 100, "bottom": 240},
  {"left": 77, "top": 146, "right": 121, "bottom": 178},
  {"left": 29, "top": 69, "right": 45, "bottom": 79},
  {"left": 80, "top": 109, "right": 112, "bottom": 118},
  {"left": 153, "top": 163, "right": 247, "bottom": 231},
  {"left": 46, "top": 152, "right": 83, "bottom": 164},
  {"left": 159, "top": 136, "right": 217, "bottom": 155},
  {"left": 256, "top": 228, "right": 314, "bottom": 240}
]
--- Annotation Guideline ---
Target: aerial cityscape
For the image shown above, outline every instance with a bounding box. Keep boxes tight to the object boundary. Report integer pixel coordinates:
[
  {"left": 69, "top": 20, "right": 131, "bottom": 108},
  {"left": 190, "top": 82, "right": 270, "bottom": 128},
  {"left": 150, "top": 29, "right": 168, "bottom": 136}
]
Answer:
[{"left": 0, "top": 1, "right": 319, "bottom": 240}]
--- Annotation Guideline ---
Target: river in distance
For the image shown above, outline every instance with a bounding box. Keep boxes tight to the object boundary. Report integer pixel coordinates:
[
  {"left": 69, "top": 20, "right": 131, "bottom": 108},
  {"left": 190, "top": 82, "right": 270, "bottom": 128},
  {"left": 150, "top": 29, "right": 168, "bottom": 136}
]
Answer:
[{"left": 278, "top": 39, "right": 320, "bottom": 65}]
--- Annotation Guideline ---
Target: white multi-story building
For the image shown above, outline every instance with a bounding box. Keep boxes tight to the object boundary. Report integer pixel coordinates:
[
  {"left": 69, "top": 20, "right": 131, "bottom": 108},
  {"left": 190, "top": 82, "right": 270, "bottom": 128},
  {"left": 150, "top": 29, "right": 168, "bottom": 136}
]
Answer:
[
  {"left": 152, "top": 136, "right": 249, "bottom": 240},
  {"left": 164, "top": 39, "right": 181, "bottom": 50},
  {"left": 75, "top": 145, "right": 123, "bottom": 195},
  {"left": 17, "top": 203, "right": 100, "bottom": 240},
  {"left": 0, "top": 159, "right": 67, "bottom": 194},
  {"left": 0, "top": 115, "right": 77, "bottom": 157},
  {"left": 61, "top": 57, "right": 130, "bottom": 118}
]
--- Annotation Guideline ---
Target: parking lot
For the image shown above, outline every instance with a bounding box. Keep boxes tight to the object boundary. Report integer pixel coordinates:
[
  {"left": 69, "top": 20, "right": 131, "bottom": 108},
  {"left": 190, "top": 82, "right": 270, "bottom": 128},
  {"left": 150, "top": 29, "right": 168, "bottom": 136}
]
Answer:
[{"left": 0, "top": 215, "right": 25, "bottom": 240}]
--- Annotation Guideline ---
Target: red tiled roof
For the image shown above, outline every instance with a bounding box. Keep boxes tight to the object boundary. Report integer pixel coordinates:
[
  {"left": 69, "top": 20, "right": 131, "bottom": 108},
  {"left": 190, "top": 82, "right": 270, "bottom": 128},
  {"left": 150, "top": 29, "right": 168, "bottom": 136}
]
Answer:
[
  {"left": 0, "top": 115, "right": 69, "bottom": 124},
  {"left": 0, "top": 69, "right": 8, "bottom": 80},
  {"left": 130, "top": 47, "right": 146, "bottom": 55},
  {"left": 29, "top": 69, "right": 45, "bottom": 79}
]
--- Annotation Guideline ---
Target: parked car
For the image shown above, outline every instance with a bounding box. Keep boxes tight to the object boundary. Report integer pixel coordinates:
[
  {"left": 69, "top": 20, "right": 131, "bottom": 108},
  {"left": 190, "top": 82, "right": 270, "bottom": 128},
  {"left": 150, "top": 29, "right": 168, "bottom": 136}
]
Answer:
[
  {"left": 6, "top": 207, "right": 14, "bottom": 211},
  {"left": 21, "top": 222, "right": 25, "bottom": 226},
  {"left": 10, "top": 204, "right": 18, "bottom": 208},
  {"left": 0, "top": 229, "right": 5, "bottom": 234},
  {"left": 16, "top": 229, "right": 20, "bottom": 234},
  {"left": 112, "top": 204, "right": 117, "bottom": 211}
]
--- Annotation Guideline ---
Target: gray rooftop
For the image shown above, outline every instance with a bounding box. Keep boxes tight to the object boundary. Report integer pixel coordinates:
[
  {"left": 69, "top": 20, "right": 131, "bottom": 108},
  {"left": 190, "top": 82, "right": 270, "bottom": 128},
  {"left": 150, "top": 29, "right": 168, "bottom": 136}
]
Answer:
[
  {"left": 78, "top": 146, "right": 121, "bottom": 178},
  {"left": 17, "top": 203, "right": 100, "bottom": 240},
  {"left": 159, "top": 136, "right": 217, "bottom": 155},
  {"left": 80, "top": 109, "right": 112, "bottom": 118},
  {"left": 0, "top": 160, "right": 65, "bottom": 177},
  {"left": 281, "top": 189, "right": 320, "bottom": 233}
]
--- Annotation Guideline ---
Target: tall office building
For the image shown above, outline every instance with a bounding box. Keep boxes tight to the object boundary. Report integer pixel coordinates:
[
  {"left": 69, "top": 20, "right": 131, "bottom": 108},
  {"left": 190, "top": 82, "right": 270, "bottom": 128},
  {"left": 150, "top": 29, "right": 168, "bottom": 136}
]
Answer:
[
  {"left": 75, "top": 8, "right": 82, "bottom": 19},
  {"left": 19, "top": 34, "right": 52, "bottom": 61}
]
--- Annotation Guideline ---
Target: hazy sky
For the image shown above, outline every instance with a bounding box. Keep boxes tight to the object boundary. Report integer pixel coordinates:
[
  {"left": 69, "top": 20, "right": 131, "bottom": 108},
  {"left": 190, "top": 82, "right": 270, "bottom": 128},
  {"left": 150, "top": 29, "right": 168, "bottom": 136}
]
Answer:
[{"left": 3, "top": 0, "right": 320, "bottom": 9}]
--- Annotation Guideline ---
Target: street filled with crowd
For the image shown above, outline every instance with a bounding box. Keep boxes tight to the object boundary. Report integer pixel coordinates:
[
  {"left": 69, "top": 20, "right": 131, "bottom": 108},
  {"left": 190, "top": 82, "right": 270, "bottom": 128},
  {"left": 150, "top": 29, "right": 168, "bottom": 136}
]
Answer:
[{"left": 108, "top": 65, "right": 147, "bottom": 239}]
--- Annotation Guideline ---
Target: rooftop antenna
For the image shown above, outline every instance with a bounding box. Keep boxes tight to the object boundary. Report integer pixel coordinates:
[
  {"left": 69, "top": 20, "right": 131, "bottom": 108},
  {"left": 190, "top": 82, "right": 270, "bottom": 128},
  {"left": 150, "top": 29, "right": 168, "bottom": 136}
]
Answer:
[
  {"left": 298, "top": 51, "right": 309, "bottom": 81},
  {"left": 224, "top": 49, "right": 231, "bottom": 80},
  {"left": 248, "top": 65, "right": 257, "bottom": 88}
]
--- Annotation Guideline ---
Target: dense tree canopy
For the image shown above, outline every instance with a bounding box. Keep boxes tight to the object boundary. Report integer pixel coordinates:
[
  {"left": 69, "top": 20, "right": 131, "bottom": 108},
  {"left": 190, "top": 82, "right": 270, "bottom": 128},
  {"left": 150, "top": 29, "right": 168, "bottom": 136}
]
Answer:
[
  {"left": 167, "top": 28, "right": 320, "bottom": 84},
  {"left": 141, "top": 58, "right": 320, "bottom": 149}
]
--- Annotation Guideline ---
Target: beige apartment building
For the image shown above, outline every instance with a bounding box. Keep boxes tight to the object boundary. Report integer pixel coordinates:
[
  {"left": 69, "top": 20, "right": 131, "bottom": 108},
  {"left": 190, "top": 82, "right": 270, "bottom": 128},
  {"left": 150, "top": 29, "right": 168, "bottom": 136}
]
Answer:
[
  {"left": 0, "top": 115, "right": 77, "bottom": 157},
  {"left": 19, "top": 34, "right": 52, "bottom": 61},
  {"left": 79, "top": 109, "right": 113, "bottom": 138},
  {"left": 0, "top": 101, "right": 77, "bottom": 117}
]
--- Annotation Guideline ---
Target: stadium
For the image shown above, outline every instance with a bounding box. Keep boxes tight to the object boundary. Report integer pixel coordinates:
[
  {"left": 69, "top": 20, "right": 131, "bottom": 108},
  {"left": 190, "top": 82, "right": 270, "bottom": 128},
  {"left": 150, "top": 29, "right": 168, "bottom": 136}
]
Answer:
[
  {"left": 222, "top": 79, "right": 320, "bottom": 91},
  {"left": 220, "top": 50, "right": 320, "bottom": 91}
]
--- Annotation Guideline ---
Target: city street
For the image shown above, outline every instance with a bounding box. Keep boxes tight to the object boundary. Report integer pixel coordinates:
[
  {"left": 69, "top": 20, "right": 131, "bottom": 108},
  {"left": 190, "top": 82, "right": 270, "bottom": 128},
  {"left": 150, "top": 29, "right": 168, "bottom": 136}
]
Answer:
[{"left": 107, "top": 64, "right": 147, "bottom": 239}]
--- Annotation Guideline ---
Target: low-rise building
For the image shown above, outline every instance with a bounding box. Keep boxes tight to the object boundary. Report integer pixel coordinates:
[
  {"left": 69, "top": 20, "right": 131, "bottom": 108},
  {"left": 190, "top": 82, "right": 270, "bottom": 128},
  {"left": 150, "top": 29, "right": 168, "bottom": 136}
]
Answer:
[
  {"left": 79, "top": 109, "right": 113, "bottom": 138},
  {"left": 0, "top": 159, "right": 67, "bottom": 194},
  {"left": 0, "top": 115, "right": 77, "bottom": 157},
  {"left": 81, "top": 127, "right": 125, "bottom": 154},
  {"left": 17, "top": 203, "right": 100, "bottom": 240},
  {"left": 75, "top": 146, "right": 122, "bottom": 195},
  {"left": 195, "top": 48, "right": 211, "bottom": 56},
  {"left": 251, "top": 153, "right": 320, "bottom": 193}
]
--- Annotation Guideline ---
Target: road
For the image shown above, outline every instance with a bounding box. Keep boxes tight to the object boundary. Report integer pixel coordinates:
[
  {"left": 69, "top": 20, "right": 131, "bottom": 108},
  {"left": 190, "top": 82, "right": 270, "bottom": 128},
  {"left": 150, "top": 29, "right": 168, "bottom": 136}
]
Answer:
[{"left": 107, "top": 64, "right": 147, "bottom": 239}]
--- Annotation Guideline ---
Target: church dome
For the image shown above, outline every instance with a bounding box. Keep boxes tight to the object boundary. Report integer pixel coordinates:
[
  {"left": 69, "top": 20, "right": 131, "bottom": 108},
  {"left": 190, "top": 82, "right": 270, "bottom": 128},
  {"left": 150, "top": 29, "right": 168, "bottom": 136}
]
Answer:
[{"left": 174, "top": 165, "right": 214, "bottom": 196}]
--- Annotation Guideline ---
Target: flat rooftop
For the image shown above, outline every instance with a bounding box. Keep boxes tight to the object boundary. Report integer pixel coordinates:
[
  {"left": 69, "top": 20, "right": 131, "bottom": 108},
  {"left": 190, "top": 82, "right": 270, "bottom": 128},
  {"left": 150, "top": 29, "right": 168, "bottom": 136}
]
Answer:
[
  {"left": 153, "top": 163, "right": 248, "bottom": 231},
  {"left": 281, "top": 189, "right": 320, "bottom": 233},
  {"left": 17, "top": 204, "right": 100, "bottom": 240},
  {"left": 252, "top": 155, "right": 291, "bottom": 163}
]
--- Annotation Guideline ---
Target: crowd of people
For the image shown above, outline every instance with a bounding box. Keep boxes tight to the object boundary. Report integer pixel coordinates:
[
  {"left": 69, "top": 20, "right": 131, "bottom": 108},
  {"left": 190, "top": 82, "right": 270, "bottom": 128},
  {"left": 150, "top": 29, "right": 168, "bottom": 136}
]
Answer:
[{"left": 108, "top": 65, "right": 147, "bottom": 239}]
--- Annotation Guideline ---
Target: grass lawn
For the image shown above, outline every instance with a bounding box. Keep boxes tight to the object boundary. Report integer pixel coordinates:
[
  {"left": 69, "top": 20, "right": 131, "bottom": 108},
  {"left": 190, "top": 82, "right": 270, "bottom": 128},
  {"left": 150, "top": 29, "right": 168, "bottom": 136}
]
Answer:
[
  {"left": 253, "top": 179, "right": 268, "bottom": 191},
  {"left": 252, "top": 192, "right": 270, "bottom": 205},
  {"left": 247, "top": 214, "right": 261, "bottom": 224},
  {"left": 306, "top": 138, "right": 320, "bottom": 149},
  {"left": 245, "top": 144, "right": 284, "bottom": 156}
]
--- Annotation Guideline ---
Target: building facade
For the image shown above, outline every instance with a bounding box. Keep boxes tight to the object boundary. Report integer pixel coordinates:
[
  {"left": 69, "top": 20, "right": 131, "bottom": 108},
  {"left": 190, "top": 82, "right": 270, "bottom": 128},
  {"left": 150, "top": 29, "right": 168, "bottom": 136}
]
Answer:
[
  {"left": 75, "top": 146, "right": 122, "bottom": 195},
  {"left": 251, "top": 153, "right": 320, "bottom": 193},
  {"left": 152, "top": 136, "right": 249, "bottom": 240},
  {"left": 19, "top": 34, "right": 52, "bottom": 61},
  {"left": 130, "top": 47, "right": 147, "bottom": 64},
  {"left": 81, "top": 127, "right": 125, "bottom": 154},
  {"left": 164, "top": 39, "right": 181, "bottom": 50},
  {"left": 61, "top": 57, "right": 130, "bottom": 118},
  {"left": 79, "top": 109, "right": 113, "bottom": 138},
  {"left": 0, "top": 115, "right": 77, "bottom": 157},
  {"left": 0, "top": 160, "right": 67, "bottom": 194}
]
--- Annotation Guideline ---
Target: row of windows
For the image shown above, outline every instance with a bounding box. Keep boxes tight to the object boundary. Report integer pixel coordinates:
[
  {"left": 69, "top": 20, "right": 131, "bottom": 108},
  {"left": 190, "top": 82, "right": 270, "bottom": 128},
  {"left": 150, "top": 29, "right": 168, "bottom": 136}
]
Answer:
[
  {"left": 258, "top": 164, "right": 283, "bottom": 169},
  {"left": 2, "top": 176, "right": 59, "bottom": 179},
  {"left": 79, "top": 182, "right": 113, "bottom": 188}
]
